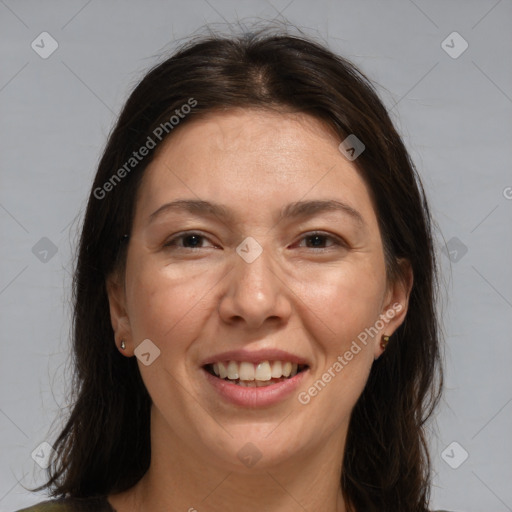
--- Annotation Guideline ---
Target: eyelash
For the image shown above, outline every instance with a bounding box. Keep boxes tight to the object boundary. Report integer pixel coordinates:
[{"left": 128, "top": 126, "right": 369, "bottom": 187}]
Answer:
[{"left": 163, "top": 231, "right": 346, "bottom": 251}]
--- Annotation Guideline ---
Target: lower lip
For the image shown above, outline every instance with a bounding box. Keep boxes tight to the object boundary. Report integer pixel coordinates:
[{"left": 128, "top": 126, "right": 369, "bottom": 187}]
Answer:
[{"left": 202, "top": 367, "right": 309, "bottom": 408}]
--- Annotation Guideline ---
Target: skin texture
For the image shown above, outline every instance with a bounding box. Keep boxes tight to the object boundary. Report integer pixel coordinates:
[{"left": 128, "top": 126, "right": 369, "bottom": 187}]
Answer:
[{"left": 106, "top": 109, "right": 412, "bottom": 512}]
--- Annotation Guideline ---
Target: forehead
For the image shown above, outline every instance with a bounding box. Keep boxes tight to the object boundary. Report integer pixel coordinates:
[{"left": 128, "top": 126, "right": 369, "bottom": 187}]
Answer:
[
  {"left": 134, "top": 109, "right": 379, "bottom": 231},
  {"left": 151, "top": 108, "right": 342, "bottom": 172}
]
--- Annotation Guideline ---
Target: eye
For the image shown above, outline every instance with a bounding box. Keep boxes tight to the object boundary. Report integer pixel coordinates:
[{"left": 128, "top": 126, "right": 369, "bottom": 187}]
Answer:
[
  {"left": 162, "top": 231, "right": 346, "bottom": 252},
  {"left": 295, "top": 232, "right": 346, "bottom": 250},
  {"left": 163, "top": 232, "right": 214, "bottom": 250}
]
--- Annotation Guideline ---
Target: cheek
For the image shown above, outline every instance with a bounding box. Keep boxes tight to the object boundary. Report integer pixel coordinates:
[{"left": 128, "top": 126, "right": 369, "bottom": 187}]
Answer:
[
  {"left": 295, "top": 266, "right": 382, "bottom": 427},
  {"left": 295, "top": 259, "right": 387, "bottom": 346},
  {"left": 124, "top": 255, "right": 220, "bottom": 347},
  {"left": 123, "top": 259, "right": 220, "bottom": 406}
]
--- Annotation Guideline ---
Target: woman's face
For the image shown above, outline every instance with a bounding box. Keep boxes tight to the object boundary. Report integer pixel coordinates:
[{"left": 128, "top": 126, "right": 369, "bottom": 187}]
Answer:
[{"left": 107, "top": 108, "right": 411, "bottom": 472}]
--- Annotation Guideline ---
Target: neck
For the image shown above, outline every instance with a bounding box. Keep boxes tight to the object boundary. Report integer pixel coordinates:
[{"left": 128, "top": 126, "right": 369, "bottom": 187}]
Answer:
[{"left": 110, "top": 406, "right": 349, "bottom": 512}]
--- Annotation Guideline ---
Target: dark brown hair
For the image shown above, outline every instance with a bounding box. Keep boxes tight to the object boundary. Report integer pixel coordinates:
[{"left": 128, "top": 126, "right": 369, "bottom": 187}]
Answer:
[{"left": 37, "top": 26, "right": 443, "bottom": 511}]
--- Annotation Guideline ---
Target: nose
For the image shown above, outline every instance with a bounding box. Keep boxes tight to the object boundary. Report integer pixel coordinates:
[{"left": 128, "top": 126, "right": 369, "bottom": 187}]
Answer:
[{"left": 218, "top": 240, "right": 292, "bottom": 330}]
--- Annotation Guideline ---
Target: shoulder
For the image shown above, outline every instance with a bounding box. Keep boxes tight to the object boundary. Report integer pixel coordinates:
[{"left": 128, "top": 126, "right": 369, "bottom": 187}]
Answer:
[
  {"left": 16, "top": 500, "right": 454, "bottom": 512},
  {"left": 14, "top": 497, "right": 114, "bottom": 512}
]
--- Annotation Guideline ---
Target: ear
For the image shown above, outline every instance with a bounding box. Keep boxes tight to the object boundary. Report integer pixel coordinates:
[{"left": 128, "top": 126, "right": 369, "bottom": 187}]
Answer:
[
  {"left": 374, "top": 258, "right": 414, "bottom": 359},
  {"left": 106, "top": 271, "right": 134, "bottom": 356}
]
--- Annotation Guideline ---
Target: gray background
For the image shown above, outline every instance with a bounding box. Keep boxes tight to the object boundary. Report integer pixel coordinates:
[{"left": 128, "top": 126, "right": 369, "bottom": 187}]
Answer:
[{"left": 1, "top": 1, "right": 511, "bottom": 511}]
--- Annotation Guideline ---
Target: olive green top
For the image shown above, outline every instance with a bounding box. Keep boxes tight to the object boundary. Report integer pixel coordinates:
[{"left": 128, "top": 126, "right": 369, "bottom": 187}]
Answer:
[
  {"left": 15, "top": 497, "right": 115, "bottom": 512},
  {"left": 15, "top": 497, "right": 458, "bottom": 511}
]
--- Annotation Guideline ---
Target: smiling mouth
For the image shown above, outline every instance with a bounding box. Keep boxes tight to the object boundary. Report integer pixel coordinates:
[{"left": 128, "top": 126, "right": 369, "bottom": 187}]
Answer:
[{"left": 203, "top": 361, "right": 309, "bottom": 387}]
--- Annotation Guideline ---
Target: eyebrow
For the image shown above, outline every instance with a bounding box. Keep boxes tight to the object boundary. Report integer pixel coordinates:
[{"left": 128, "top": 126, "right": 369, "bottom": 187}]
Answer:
[{"left": 148, "top": 198, "right": 366, "bottom": 227}]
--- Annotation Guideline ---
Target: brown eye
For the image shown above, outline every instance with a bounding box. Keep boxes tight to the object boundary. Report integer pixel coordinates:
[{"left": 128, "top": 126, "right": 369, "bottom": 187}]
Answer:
[
  {"left": 163, "top": 232, "right": 212, "bottom": 249},
  {"left": 296, "top": 232, "right": 345, "bottom": 250}
]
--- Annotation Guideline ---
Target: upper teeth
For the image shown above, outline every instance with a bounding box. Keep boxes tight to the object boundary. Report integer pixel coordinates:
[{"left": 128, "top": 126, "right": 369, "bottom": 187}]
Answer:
[{"left": 212, "top": 361, "right": 300, "bottom": 381}]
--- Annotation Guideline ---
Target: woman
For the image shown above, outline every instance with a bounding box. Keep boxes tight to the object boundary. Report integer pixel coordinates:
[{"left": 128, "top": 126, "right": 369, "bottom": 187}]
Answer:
[{"left": 18, "top": 28, "right": 448, "bottom": 512}]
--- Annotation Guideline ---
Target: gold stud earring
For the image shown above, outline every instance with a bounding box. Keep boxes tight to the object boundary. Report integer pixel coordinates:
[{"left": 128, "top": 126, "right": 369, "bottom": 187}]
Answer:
[
  {"left": 380, "top": 335, "right": 390, "bottom": 350},
  {"left": 120, "top": 340, "right": 126, "bottom": 350}
]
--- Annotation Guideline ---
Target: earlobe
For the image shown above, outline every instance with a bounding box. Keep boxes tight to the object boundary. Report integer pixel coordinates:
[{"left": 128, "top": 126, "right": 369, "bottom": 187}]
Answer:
[
  {"left": 375, "top": 260, "right": 413, "bottom": 359},
  {"left": 380, "top": 335, "right": 390, "bottom": 350},
  {"left": 106, "top": 273, "right": 133, "bottom": 355}
]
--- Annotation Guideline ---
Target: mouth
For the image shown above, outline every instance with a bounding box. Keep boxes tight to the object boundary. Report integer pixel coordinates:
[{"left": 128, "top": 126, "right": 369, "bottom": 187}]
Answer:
[{"left": 203, "top": 360, "right": 310, "bottom": 387}]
